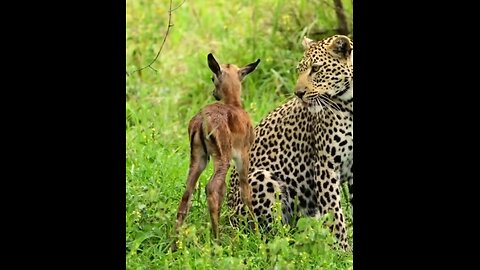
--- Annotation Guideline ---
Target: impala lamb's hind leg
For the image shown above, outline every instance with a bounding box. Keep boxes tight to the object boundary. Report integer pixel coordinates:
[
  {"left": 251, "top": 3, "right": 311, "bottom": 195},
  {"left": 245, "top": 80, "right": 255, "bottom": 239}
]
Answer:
[
  {"left": 206, "top": 154, "right": 230, "bottom": 239},
  {"left": 172, "top": 131, "right": 207, "bottom": 251}
]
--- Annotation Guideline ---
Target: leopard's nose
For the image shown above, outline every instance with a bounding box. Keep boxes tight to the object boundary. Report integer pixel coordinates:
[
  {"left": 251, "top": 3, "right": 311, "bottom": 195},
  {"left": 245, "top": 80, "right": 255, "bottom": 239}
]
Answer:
[{"left": 295, "top": 90, "right": 306, "bottom": 99}]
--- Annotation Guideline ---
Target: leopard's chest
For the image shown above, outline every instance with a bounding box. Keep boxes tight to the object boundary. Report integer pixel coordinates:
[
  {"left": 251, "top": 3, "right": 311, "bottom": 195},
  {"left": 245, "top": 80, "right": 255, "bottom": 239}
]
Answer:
[{"left": 315, "top": 110, "right": 353, "bottom": 168}]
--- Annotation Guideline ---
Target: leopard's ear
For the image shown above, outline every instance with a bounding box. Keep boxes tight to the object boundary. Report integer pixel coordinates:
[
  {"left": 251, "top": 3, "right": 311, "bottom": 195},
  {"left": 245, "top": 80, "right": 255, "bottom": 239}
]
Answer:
[
  {"left": 302, "top": 36, "right": 315, "bottom": 50},
  {"left": 328, "top": 35, "right": 352, "bottom": 60},
  {"left": 350, "top": 49, "right": 353, "bottom": 66}
]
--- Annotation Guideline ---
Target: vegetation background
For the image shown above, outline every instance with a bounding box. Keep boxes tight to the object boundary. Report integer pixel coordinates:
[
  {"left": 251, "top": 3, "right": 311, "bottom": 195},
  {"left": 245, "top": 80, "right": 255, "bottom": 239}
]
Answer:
[{"left": 126, "top": 0, "right": 353, "bottom": 268}]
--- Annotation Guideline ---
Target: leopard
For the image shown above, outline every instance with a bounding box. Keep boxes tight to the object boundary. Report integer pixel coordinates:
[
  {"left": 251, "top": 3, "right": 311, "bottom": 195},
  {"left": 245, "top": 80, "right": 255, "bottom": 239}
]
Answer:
[{"left": 227, "top": 35, "right": 353, "bottom": 250}]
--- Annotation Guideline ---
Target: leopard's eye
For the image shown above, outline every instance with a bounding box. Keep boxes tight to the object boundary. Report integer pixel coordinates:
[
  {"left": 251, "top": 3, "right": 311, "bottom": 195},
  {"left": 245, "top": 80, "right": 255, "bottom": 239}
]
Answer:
[{"left": 310, "top": 65, "right": 321, "bottom": 74}]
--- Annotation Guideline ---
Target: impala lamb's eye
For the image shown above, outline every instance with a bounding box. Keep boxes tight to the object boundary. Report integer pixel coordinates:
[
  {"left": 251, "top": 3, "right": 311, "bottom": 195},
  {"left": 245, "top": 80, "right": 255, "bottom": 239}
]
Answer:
[
  {"left": 211, "top": 76, "right": 215, "bottom": 82},
  {"left": 310, "top": 65, "right": 321, "bottom": 74}
]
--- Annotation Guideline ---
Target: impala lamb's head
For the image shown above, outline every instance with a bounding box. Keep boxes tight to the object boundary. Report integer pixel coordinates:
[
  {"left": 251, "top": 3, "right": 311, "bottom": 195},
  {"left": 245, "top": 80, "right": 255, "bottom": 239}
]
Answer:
[{"left": 207, "top": 53, "right": 260, "bottom": 101}]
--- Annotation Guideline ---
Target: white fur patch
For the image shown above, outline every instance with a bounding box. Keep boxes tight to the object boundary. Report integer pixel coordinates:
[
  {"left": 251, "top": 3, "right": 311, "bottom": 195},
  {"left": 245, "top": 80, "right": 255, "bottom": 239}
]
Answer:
[
  {"left": 341, "top": 87, "right": 353, "bottom": 100},
  {"left": 307, "top": 105, "right": 324, "bottom": 113}
]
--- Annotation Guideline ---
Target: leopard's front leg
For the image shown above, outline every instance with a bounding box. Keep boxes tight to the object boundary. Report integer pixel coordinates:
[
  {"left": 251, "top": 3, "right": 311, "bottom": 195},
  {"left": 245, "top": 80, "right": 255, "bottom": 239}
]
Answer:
[{"left": 318, "top": 165, "right": 350, "bottom": 251}]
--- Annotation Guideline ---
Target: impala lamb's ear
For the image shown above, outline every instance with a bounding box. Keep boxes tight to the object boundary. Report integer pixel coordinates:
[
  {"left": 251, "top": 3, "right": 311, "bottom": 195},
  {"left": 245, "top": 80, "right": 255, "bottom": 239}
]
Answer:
[
  {"left": 329, "top": 36, "right": 352, "bottom": 59},
  {"left": 207, "top": 53, "right": 221, "bottom": 76},
  {"left": 238, "top": 59, "right": 261, "bottom": 80},
  {"left": 302, "top": 36, "right": 315, "bottom": 50}
]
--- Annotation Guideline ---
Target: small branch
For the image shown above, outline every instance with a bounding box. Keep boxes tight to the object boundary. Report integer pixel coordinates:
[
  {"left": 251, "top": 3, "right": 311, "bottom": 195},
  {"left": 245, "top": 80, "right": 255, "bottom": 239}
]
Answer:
[
  {"left": 318, "top": 0, "right": 350, "bottom": 36},
  {"left": 126, "top": 0, "right": 185, "bottom": 77},
  {"left": 332, "top": 0, "right": 349, "bottom": 36}
]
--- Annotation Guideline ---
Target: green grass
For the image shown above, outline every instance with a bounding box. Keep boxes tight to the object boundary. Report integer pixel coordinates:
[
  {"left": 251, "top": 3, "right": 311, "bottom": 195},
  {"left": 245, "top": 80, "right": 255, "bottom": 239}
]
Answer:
[{"left": 126, "top": 0, "right": 353, "bottom": 269}]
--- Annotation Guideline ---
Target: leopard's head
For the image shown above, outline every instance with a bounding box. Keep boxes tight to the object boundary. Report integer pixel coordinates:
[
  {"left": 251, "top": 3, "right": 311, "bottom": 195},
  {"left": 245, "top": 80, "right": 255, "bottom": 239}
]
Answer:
[{"left": 294, "top": 35, "right": 353, "bottom": 107}]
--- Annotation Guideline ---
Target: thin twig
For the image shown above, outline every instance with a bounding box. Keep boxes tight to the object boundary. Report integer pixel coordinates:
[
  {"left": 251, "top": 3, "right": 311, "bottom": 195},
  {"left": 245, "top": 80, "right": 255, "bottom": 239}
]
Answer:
[
  {"left": 171, "top": 0, "right": 186, "bottom": 11},
  {"left": 126, "top": 0, "right": 185, "bottom": 77}
]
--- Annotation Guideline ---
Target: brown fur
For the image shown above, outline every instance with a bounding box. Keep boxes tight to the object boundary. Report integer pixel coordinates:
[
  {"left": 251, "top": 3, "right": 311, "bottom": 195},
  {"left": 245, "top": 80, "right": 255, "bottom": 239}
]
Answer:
[{"left": 172, "top": 53, "right": 260, "bottom": 251}]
